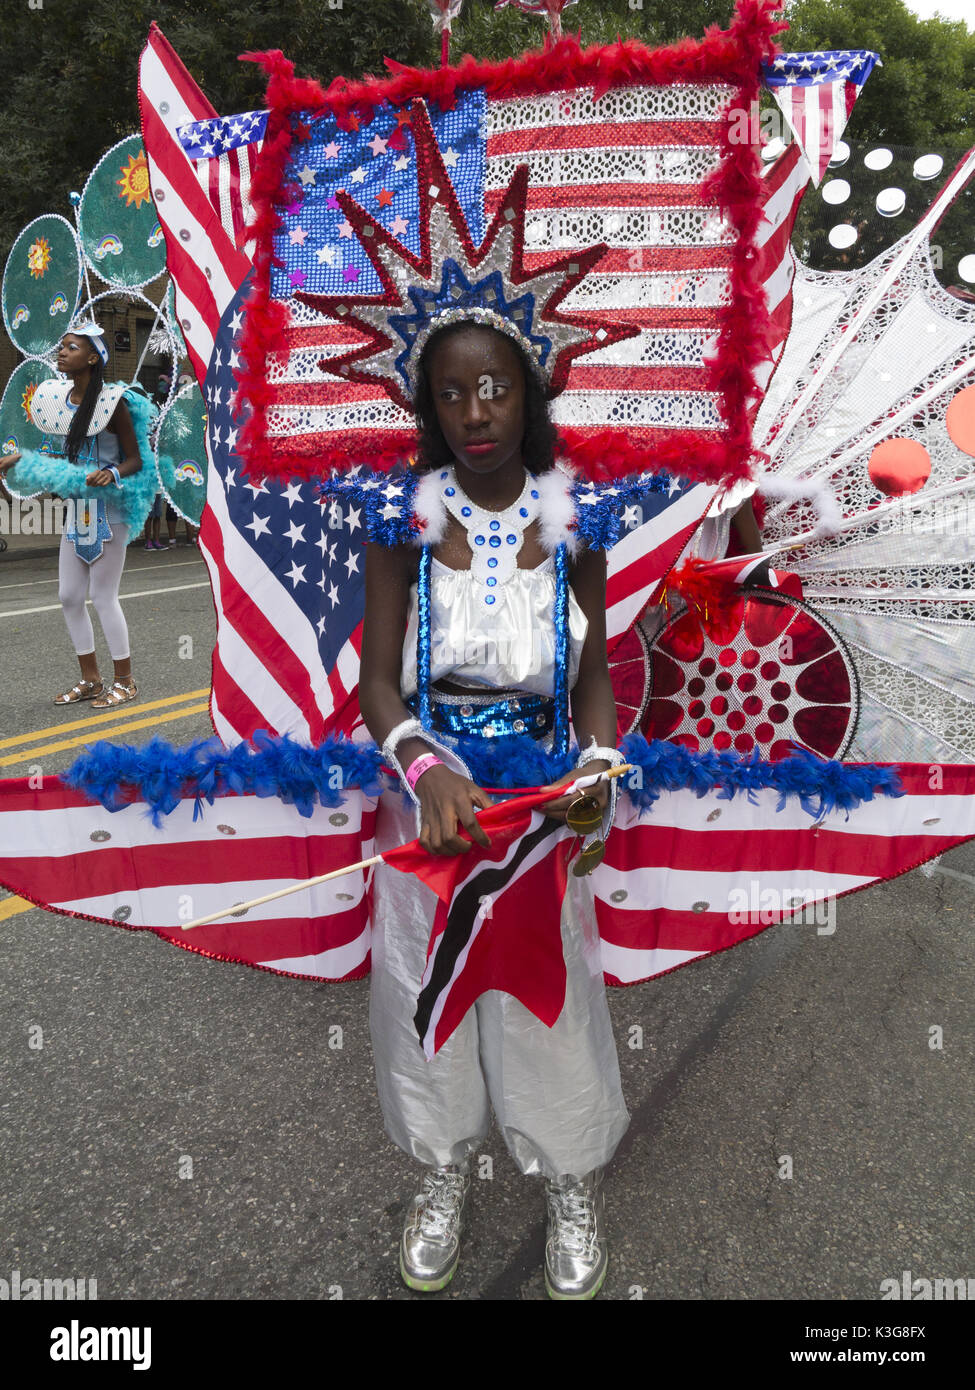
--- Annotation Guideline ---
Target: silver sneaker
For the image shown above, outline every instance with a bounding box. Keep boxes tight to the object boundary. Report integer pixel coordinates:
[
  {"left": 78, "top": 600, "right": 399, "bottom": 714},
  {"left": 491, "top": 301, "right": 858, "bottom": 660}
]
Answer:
[
  {"left": 544, "top": 1169, "right": 608, "bottom": 1300},
  {"left": 400, "top": 1163, "right": 470, "bottom": 1292}
]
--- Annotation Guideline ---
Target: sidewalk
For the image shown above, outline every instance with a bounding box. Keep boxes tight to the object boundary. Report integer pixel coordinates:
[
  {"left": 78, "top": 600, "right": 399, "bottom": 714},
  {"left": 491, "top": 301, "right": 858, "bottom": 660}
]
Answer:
[{"left": 0, "top": 529, "right": 62, "bottom": 562}]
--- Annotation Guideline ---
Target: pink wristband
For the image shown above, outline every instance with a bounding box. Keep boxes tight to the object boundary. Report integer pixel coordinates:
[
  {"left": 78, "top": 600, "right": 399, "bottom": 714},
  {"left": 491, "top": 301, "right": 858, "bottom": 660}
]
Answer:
[{"left": 405, "top": 753, "right": 443, "bottom": 791}]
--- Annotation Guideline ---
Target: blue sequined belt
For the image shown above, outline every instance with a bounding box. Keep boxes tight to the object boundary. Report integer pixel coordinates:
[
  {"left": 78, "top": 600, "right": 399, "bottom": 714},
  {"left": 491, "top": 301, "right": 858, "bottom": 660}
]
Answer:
[{"left": 407, "top": 689, "right": 554, "bottom": 741}]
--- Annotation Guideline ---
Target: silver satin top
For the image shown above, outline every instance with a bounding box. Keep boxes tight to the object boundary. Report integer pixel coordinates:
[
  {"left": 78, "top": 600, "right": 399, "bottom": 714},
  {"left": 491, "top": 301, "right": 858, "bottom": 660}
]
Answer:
[{"left": 400, "top": 555, "right": 588, "bottom": 698}]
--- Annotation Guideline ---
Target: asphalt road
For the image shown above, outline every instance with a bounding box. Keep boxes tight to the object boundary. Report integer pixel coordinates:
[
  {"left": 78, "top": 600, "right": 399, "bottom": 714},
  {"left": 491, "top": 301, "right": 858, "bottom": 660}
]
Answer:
[{"left": 0, "top": 540, "right": 972, "bottom": 1304}]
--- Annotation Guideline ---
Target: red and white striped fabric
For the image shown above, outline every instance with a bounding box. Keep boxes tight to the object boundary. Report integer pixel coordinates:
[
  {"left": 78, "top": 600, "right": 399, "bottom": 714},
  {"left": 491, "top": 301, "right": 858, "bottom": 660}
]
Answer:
[
  {"left": 482, "top": 82, "right": 734, "bottom": 445},
  {"left": 2, "top": 766, "right": 973, "bottom": 987},
  {"left": 596, "top": 765, "right": 975, "bottom": 984},
  {"left": 137, "top": 22, "right": 251, "bottom": 388},
  {"left": 753, "top": 141, "right": 808, "bottom": 396},
  {"left": 0, "top": 777, "right": 377, "bottom": 981}
]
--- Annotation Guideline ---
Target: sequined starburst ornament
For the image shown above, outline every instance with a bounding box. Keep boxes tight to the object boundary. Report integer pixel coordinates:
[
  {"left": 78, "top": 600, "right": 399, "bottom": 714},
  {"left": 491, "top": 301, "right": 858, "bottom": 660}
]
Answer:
[{"left": 295, "top": 99, "right": 638, "bottom": 412}]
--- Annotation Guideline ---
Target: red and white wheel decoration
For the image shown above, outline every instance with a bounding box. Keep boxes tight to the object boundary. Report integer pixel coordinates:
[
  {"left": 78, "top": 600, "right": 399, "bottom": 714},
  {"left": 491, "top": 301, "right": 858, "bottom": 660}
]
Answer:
[{"left": 613, "top": 590, "right": 860, "bottom": 760}]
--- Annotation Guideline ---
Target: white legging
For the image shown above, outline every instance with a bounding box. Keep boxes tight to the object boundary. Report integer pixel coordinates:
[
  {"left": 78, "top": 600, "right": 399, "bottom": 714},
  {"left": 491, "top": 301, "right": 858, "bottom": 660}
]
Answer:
[{"left": 58, "top": 525, "right": 131, "bottom": 660}]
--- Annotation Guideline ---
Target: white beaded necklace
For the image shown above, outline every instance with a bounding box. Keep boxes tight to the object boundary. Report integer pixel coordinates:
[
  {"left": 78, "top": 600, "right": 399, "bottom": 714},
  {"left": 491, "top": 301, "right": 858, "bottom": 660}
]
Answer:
[{"left": 437, "top": 465, "right": 541, "bottom": 610}]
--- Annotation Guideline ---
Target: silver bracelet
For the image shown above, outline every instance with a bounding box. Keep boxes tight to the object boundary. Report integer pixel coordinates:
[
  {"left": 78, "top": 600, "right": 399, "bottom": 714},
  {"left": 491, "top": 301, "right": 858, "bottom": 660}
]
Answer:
[
  {"left": 576, "top": 741, "right": 625, "bottom": 769},
  {"left": 575, "top": 740, "right": 625, "bottom": 831}
]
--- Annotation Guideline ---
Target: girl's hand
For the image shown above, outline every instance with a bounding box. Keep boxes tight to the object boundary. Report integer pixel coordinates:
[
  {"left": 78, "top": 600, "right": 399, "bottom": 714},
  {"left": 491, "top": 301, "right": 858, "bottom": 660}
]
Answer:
[
  {"left": 85, "top": 469, "right": 115, "bottom": 487},
  {"left": 0, "top": 452, "right": 21, "bottom": 476},
  {"left": 539, "top": 763, "right": 611, "bottom": 823},
  {"left": 416, "top": 765, "right": 494, "bottom": 856}
]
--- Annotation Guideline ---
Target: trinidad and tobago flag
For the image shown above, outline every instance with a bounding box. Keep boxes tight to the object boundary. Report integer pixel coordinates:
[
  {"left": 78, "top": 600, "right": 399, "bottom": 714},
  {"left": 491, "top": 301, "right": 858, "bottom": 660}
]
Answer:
[{"left": 382, "top": 786, "right": 578, "bottom": 1059}]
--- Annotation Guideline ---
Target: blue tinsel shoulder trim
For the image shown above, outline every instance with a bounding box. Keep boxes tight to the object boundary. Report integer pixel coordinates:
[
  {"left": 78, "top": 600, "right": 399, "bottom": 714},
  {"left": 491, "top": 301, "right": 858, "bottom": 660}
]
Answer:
[
  {"left": 316, "top": 466, "right": 420, "bottom": 546},
  {"left": 572, "top": 473, "right": 679, "bottom": 551},
  {"left": 62, "top": 730, "right": 903, "bottom": 827}
]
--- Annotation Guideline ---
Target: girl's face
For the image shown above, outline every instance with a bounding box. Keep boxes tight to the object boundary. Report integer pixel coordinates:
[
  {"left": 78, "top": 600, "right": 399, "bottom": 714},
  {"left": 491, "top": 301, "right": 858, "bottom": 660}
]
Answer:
[
  {"left": 426, "top": 325, "right": 526, "bottom": 478},
  {"left": 57, "top": 334, "right": 98, "bottom": 375}
]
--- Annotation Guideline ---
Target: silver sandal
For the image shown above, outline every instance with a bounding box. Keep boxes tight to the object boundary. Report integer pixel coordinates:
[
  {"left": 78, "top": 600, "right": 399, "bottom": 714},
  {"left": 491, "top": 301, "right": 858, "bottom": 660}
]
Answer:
[
  {"left": 54, "top": 679, "right": 104, "bottom": 705},
  {"left": 92, "top": 679, "right": 138, "bottom": 710}
]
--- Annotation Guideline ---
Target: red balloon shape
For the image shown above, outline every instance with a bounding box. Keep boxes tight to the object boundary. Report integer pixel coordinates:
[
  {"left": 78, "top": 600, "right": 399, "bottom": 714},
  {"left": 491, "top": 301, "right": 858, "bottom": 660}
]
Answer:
[
  {"left": 946, "top": 384, "right": 975, "bottom": 458},
  {"left": 867, "top": 438, "right": 931, "bottom": 496}
]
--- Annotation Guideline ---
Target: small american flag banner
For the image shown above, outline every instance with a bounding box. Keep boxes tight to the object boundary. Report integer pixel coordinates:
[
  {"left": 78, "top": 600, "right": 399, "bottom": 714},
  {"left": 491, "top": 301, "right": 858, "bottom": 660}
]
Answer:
[
  {"left": 761, "top": 49, "right": 881, "bottom": 186},
  {"left": 177, "top": 109, "right": 267, "bottom": 255}
]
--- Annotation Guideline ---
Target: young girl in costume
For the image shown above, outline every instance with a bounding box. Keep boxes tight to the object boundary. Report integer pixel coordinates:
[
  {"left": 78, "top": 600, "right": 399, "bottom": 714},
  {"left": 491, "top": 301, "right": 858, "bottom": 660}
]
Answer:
[
  {"left": 358, "top": 318, "right": 630, "bottom": 1300},
  {"left": 0, "top": 324, "right": 157, "bottom": 708}
]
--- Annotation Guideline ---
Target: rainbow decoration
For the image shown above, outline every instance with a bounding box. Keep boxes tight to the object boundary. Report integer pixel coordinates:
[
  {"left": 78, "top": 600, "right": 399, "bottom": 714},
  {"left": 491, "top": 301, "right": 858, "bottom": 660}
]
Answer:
[
  {"left": 49, "top": 294, "right": 68, "bottom": 316},
  {"left": 2, "top": 437, "right": 19, "bottom": 455},
  {"left": 11, "top": 305, "right": 30, "bottom": 327},
  {"left": 174, "top": 460, "right": 205, "bottom": 485},
  {"left": 147, "top": 223, "right": 164, "bottom": 248},
  {"left": 93, "top": 235, "right": 124, "bottom": 261}
]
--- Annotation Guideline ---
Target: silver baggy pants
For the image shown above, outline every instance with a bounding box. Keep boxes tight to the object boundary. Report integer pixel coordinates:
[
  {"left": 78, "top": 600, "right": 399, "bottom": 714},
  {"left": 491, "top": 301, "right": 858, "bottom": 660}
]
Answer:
[{"left": 368, "top": 789, "right": 630, "bottom": 1181}]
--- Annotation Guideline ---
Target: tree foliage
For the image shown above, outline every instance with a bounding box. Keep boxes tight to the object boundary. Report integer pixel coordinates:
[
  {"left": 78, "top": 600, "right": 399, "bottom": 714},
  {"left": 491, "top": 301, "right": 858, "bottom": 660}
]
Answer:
[
  {"left": 786, "top": 0, "right": 975, "bottom": 145},
  {"left": 1, "top": 0, "right": 971, "bottom": 269},
  {"left": 0, "top": 0, "right": 436, "bottom": 264}
]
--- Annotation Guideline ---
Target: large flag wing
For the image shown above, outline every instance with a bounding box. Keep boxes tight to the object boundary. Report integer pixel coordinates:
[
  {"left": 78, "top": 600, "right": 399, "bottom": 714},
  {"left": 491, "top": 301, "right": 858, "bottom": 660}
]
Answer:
[
  {"left": 202, "top": 295, "right": 365, "bottom": 745},
  {"left": 140, "top": 27, "right": 357, "bottom": 746},
  {"left": 3, "top": 768, "right": 975, "bottom": 987},
  {"left": 137, "top": 22, "right": 251, "bottom": 384},
  {"left": 0, "top": 777, "right": 377, "bottom": 981},
  {"left": 596, "top": 766, "right": 975, "bottom": 984}
]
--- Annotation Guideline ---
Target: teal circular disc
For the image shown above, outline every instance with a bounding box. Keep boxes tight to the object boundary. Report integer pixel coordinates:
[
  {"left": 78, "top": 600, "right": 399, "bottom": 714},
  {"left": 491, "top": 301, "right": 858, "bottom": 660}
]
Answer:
[
  {"left": 79, "top": 134, "right": 166, "bottom": 289},
  {"left": 155, "top": 382, "right": 208, "bottom": 523},
  {"left": 2, "top": 215, "right": 82, "bottom": 358},
  {"left": 0, "top": 360, "right": 59, "bottom": 460},
  {"left": 164, "top": 278, "right": 190, "bottom": 362}
]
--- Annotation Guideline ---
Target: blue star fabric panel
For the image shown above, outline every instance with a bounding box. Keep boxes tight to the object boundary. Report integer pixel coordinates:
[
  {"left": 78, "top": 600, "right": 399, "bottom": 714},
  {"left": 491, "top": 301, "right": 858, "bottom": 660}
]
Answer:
[
  {"left": 272, "top": 91, "right": 486, "bottom": 301},
  {"left": 177, "top": 110, "right": 270, "bottom": 157},
  {"left": 205, "top": 272, "right": 368, "bottom": 687}
]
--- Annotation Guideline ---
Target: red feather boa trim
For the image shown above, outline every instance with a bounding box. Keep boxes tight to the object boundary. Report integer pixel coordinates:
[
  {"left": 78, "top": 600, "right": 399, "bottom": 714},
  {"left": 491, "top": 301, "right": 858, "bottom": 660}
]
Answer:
[{"left": 234, "top": 0, "right": 786, "bottom": 487}]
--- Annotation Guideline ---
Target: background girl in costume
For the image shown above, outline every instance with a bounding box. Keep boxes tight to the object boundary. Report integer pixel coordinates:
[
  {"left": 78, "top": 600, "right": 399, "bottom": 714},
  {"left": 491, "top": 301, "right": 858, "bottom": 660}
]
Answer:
[
  {"left": 358, "top": 318, "right": 629, "bottom": 1300},
  {"left": 0, "top": 324, "right": 157, "bottom": 707}
]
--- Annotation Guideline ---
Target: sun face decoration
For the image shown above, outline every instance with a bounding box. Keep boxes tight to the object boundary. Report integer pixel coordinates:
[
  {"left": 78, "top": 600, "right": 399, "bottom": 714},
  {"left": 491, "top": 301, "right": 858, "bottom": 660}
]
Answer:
[
  {"left": 27, "top": 237, "right": 51, "bottom": 279},
  {"left": 21, "top": 381, "right": 38, "bottom": 421},
  {"left": 117, "top": 151, "right": 151, "bottom": 209}
]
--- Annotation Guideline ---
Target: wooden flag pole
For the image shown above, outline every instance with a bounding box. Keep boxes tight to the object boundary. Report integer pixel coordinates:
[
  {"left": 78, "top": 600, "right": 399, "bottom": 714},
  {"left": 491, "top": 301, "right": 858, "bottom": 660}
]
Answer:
[
  {"left": 179, "top": 764, "right": 634, "bottom": 931},
  {"left": 180, "top": 853, "right": 385, "bottom": 931}
]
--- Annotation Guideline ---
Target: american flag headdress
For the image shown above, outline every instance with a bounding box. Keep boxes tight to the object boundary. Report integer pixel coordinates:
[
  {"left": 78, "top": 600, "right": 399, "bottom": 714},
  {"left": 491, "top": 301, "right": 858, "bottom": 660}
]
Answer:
[{"left": 293, "top": 99, "right": 636, "bottom": 408}]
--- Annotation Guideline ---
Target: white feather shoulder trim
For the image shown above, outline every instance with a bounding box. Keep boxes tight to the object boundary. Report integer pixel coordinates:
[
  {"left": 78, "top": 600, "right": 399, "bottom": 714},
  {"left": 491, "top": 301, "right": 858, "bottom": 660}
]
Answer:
[
  {"left": 411, "top": 468, "right": 449, "bottom": 546},
  {"left": 536, "top": 462, "right": 581, "bottom": 558}
]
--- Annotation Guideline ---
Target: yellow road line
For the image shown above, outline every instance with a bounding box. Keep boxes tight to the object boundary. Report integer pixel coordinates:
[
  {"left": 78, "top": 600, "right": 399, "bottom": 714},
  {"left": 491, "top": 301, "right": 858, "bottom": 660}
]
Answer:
[
  {"left": 0, "top": 688, "right": 211, "bottom": 750},
  {"left": 0, "top": 896, "right": 32, "bottom": 922},
  {"left": 0, "top": 702, "right": 211, "bottom": 767}
]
